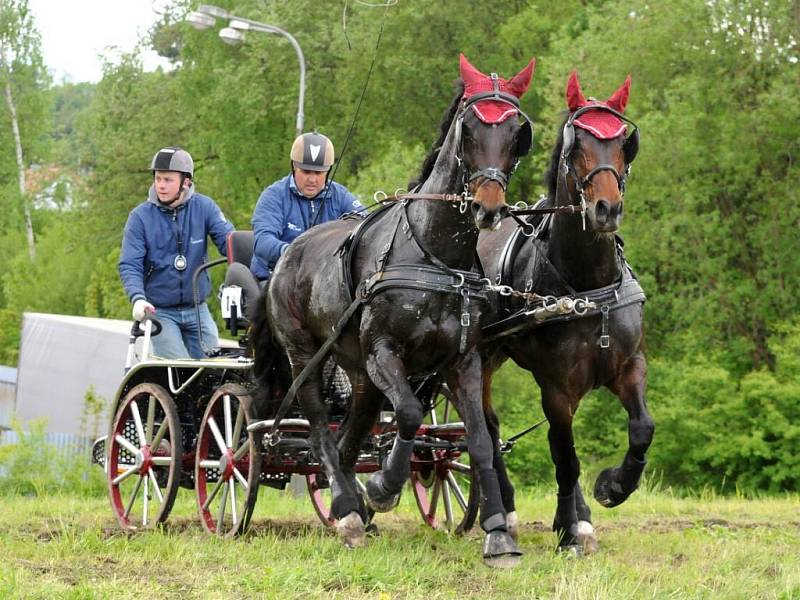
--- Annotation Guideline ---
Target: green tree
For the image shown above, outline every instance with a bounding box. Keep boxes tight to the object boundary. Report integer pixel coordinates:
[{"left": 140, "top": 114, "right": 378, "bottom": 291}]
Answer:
[{"left": 0, "top": 0, "right": 50, "bottom": 259}]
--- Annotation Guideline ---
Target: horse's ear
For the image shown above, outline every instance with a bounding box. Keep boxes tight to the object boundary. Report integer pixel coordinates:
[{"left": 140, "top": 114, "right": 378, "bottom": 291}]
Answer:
[
  {"left": 607, "top": 75, "right": 631, "bottom": 113},
  {"left": 507, "top": 58, "right": 536, "bottom": 98},
  {"left": 566, "top": 71, "right": 586, "bottom": 112},
  {"left": 459, "top": 53, "right": 487, "bottom": 85}
]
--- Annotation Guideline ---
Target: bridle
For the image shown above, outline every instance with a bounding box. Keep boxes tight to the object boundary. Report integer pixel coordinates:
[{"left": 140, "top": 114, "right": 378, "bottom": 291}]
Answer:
[
  {"left": 455, "top": 79, "right": 534, "bottom": 193},
  {"left": 560, "top": 104, "right": 640, "bottom": 223}
]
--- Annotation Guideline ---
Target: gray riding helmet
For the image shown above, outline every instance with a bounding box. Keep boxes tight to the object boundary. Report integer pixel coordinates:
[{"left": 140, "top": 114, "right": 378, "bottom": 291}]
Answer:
[
  {"left": 150, "top": 147, "right": 194, "bottom": 177},
  {"left": 290, "top": 132, "right": 334, "bottom": 172}
]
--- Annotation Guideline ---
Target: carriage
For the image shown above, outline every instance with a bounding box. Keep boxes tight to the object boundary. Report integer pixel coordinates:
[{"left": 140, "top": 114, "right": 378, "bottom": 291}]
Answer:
[
  {"left": 92, "top": 231, "right": 479, "bottom": 538},
  {"left": 94, "top": 57, "right": 650, "bottom": 565}
]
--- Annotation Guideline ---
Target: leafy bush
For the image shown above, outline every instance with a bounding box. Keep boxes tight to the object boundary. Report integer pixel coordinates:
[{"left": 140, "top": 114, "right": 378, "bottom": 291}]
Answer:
[{"left": 0, "top": 386, "right": 109, "bottom": 496}]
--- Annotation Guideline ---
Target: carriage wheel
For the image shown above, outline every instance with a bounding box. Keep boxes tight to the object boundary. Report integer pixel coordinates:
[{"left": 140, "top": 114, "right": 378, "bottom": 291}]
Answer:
[
  {"left": 196, "top": 384, "right": 261, "bottom": 537},
  {"left": 411, "top": 385, "right": 479, "bottom": 534},
  {"left": 307, "top": 473, "right": 375, "bottom": 528},
  {"left": 107, "top": 383, "right": 182, "bottom": 530}
]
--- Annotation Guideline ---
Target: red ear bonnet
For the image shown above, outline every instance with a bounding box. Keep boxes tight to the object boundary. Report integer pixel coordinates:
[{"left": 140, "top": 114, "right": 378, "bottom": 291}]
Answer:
[
  {"left": 566, "top": 71, "right": 587, "bottom": 112},
  {"left": 459, "top": 53, "right": 536, "bottom": 124},
  {"left": 568, "top": 71, "right": 630, "bottom": 140}
]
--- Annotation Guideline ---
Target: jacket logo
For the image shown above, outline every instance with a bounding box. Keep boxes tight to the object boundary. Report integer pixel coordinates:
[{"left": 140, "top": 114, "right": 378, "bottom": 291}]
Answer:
[
  {"left": 309, "top": 144, "right": 321, "bottom": 161},
  {"left": 287, "top": 222, "right": 301, "bottom": 232}
]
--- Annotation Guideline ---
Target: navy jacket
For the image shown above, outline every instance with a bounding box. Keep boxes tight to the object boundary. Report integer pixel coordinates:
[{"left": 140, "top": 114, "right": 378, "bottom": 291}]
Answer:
[
  {"left": 250, "top": 174, "right": 365, "bottom": 280},
  {"left": 119, "top": 184, "right": 234, "bottom": 307}
]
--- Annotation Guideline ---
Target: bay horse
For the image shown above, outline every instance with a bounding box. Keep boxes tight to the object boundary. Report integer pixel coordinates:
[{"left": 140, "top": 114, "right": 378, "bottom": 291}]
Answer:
[
  {"left": 478, "top": 72, "right": 654, "bottom": 554},
  {"left": 251, "top": 54, "right": 536, "bottom": 567}
]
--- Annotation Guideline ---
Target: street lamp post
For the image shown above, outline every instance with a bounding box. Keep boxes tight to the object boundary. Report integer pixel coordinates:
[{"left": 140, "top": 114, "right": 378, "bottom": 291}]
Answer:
[{"left": 186, "top": 5, "right": 306, "bottom": 137}]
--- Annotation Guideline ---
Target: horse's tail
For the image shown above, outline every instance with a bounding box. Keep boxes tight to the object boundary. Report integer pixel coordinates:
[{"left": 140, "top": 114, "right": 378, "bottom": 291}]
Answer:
[{"left": 247, "top": 285, "right": 290, "bottom": 416}]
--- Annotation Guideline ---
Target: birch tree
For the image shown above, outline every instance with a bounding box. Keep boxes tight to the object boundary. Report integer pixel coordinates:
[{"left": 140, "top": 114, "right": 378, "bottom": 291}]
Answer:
[{"left": 0, "top": 0, "right": 49, "bottom": 260}]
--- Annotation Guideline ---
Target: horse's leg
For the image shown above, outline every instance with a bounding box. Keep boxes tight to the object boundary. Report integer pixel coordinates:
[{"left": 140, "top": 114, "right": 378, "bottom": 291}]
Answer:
[
  {"left": 481, "top": 363, "right": 518, "bottom": 540},
  {"left": 336, "top": 370, "right": 383, "bottom": 522},
  {"left": 284, "top": 346, "right": 365, "bottom": 547},
  {"left": 449, "top": 350, "right": 521, "bottom": 568},
  {"left": 362, "top": 341, "right": 422, "bottom": 512},
  {"left": 572, "top": 481, "right": 598, "bottom": 553},
  {"left": 594, "top": 354, "right": 654, "bottom": 507},
  {"left": 542, "top": 387, "right": 590, "bottom": 554}
]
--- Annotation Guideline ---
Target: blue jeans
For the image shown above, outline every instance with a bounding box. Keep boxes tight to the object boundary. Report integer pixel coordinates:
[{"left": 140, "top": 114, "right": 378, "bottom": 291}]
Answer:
[{"left": 151, "top": 302, "right": 219, "bottom": 359}]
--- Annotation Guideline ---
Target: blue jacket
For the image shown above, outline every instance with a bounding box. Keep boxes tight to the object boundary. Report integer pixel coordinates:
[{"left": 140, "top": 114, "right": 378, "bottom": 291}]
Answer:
[
  {"left": 119, "top": 184, "right": 234, "bottom": 308},
  {"left": 250, "top": 174, "right": 365, "bottom": 280}
]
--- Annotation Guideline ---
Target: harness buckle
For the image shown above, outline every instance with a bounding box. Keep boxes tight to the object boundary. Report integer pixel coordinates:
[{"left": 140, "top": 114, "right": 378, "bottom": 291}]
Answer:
[
  {"left": 461, "top": 312, "right": 471, "bottom": 327},
  {"left": 267, "top": 430, "right": 282, "bottom": 448},
  {"left": 599, "top": 335, "right": 610, "bottom": 349}
]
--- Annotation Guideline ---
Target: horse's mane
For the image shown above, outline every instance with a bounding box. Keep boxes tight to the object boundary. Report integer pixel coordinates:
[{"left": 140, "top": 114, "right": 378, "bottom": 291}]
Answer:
[
  {"left": 543, "top": 112, "right": 570, "bottom": 201},
  {"left": 408, "top": 79, "right": 465, "bottom": 189}
]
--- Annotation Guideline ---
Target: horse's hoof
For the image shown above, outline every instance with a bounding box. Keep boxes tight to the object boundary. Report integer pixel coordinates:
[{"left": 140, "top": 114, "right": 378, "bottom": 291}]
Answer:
[
  {"left": 594, "top": 467, "right": 629, "bottom": 508},
  {"left": 482, "top": 530, "right": 522, "bottom": 569},
  {"left": 576, "top": 520, "right": 599, "bottom": 554},
  {"left": 484, "top": 554, "right": 522, "bottom": 569},
  {"left": 506, "top": 511, "right": 519, "bottom": 542},
  {"left": 365, "top": 521, "right": 380, "bottom": 537},
  {"left": 336, "top": 511, "right": 365, "bottom": 548},
  {"left": 365, "top": 475, "right": 401, "bottom": 513}
]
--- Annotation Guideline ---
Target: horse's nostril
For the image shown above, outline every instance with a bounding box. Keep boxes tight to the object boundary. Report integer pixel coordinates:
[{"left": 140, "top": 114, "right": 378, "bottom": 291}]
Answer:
[
  {"left": 470, "top": 201, "right": 481, "bottom": 217},
  {"left": 498, "top": 205, "right": 510, "bottom": 219},
  {"left": 595, "top": 200, "right": 609, "bottom": 219}
]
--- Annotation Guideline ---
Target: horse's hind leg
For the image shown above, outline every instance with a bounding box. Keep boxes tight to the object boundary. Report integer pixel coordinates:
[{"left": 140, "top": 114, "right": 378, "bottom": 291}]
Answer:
[
  {"left": 362, "top": 342, "right": 422, "bottom": 512},
  {"left": 594, "top": 354, "right": 654, "bottom": 508},
  {"left": 282, "top": 342, "right": 365, "bottom": 546},
  {"left": 449, "top": 350, "right": 521, "bottom": 568},
  {"left": 336, "top": 371, "right": 383, "bottom": 521}
]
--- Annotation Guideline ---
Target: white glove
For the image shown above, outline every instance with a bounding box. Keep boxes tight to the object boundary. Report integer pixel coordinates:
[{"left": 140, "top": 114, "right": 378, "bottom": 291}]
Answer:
[{"left": 132, "top": 298, "right": 155, "bottom": 321}]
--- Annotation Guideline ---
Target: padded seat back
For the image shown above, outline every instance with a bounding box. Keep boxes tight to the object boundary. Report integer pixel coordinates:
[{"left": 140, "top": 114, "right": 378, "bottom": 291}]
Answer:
[{"left": 226, "top": 231, "right": 254, "bottom": 266}]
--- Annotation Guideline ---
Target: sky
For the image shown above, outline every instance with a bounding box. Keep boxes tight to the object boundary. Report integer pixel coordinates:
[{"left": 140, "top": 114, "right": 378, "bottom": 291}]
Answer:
[{"left": 27, "top": 0, "right": 173, "bottom": 84}]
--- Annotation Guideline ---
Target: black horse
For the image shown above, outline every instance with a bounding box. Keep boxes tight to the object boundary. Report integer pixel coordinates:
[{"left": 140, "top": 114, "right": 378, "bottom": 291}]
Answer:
[
  {"left": 251, "top": 54, "right": 535, "bottom": 567},
  {"left": 478, "top": 72, "right": 654, "bottom": 554}
]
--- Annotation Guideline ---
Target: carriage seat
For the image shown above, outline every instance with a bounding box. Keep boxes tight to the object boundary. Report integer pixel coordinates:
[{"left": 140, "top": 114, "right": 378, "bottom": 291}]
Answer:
[{"left": 221, "top": 231, "right": 260, "bottom": 335}]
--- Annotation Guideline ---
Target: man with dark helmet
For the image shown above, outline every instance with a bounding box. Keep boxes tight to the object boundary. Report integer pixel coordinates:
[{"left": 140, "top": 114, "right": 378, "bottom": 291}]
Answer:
[
  {"left": 250, "top": 132, "right": 365, "bottom": 282},
  {"left": 119, "top": 146, "right": 234, "bottom": 359}
]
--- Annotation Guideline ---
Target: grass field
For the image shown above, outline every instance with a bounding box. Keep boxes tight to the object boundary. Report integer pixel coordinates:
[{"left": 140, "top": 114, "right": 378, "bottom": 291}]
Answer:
[{"left": 1, "top": 483, "right": 798, "bottom": 599}]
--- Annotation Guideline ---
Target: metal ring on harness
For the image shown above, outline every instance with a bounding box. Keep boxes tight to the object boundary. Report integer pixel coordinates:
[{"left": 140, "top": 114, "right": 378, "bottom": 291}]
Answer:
[
  {"left": 373, "top": 190, "right": 388, "bottom": 203},
  {"left": 543, "top": 295, "right": 559, "bottom": 311},
  {"left": 573, "top": 298, "right": 590, "bottom": 316},
  {"left": 451, "top": 273, "right": 465, "bottom": 288}
]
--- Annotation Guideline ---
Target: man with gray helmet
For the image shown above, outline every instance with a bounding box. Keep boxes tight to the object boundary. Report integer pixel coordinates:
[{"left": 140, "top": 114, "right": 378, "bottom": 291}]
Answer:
[
  {"left": 249, "top": 132, "right": 365, "bottom": 282},
  {"left": 119, "top": 146, "right": 234, "bottom": 359}
]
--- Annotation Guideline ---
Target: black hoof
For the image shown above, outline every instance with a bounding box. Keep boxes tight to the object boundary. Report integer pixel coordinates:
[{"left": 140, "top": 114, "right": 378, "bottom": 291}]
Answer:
[
  {"left": 593, "top": 467, "right": 633, "bottom": 508},
  {"left": 365, "top": 474, "right": 401, "bottom": 513},
  {"left": 482, "top": 530, "right": 522, "bottom": 569}
]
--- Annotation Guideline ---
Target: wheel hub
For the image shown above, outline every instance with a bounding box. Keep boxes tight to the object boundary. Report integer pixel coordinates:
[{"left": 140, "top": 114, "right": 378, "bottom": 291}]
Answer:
[
  {"left": 218, "top": 450, "right": 235, "bottom": 480},
  {"left": 136, "top": 447, "right": 153, "bottom": 475}
]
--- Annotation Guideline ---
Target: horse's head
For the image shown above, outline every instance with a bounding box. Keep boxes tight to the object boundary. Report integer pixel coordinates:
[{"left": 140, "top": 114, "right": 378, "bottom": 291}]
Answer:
[
  {"left": 557, "top": 71, "right": 640, "bottom": 233},
  {"left": 458, "top": 54, "right": 536, "bottom": 230}
]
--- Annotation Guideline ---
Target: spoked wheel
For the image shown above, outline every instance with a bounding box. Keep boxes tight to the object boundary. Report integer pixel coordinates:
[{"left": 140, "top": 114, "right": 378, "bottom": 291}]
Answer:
[
  {"left": 307, "top": 472, "right": 375, "bottom": 528},
  {"left": 196, "top": 384, "right": 261, "bottom": 537},
  {"left": 107, "top": 383, "right": 182, "bottom": 530},
  {"left": 411, "top": 384, "right": 479, "bottom": 534}
]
